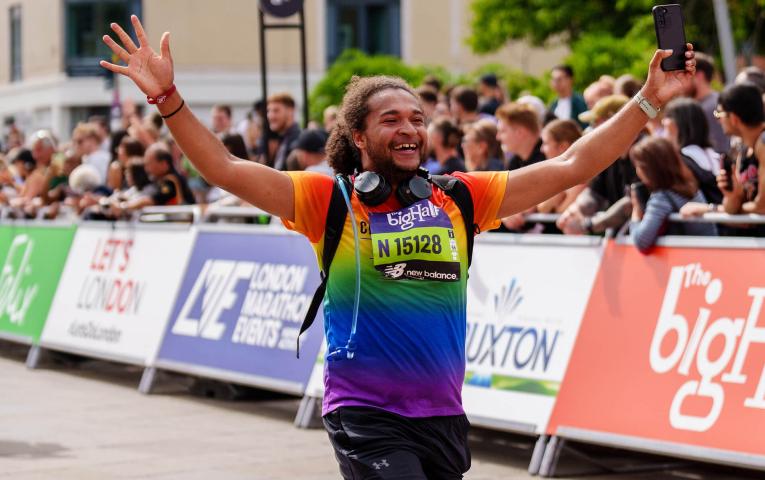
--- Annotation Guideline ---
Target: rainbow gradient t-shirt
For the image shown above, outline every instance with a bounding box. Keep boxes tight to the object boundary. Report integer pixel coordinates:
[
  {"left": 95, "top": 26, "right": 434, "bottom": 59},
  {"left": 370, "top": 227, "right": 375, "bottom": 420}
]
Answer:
[{"left": 283, "top": 171, "right": 507, "bottom": 417}]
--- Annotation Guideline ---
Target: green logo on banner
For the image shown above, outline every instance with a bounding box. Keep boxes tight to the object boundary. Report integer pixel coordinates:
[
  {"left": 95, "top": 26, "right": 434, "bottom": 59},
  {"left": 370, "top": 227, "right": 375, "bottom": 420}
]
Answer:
[{"left": 0, "top": 225, "right": 76, "bottom": 342}]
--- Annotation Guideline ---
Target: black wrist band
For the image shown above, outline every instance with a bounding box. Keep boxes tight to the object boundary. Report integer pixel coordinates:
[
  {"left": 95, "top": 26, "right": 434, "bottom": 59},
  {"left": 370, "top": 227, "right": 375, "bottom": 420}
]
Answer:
[{"left": 161, "top": 99, "right": 185, "bottom": 119}]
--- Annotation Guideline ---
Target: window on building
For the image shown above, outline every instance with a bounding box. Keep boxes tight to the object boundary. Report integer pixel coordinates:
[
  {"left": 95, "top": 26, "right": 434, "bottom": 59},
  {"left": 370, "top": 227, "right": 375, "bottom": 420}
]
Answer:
[
  {"left": 65, "top": 0, "right": 141, "bottom": 76},
  {"left": 10, "top": 5, "right": 22, "bottom": 82},
  {"left": 326, "top": 0, "right": 400, "bottom": 65}
]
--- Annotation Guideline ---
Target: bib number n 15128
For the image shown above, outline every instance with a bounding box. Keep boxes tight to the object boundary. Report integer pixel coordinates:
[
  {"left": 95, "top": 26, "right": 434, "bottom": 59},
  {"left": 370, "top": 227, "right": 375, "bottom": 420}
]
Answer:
[{"left": 369, "top": 200, "right": 460, "bottom": 282}]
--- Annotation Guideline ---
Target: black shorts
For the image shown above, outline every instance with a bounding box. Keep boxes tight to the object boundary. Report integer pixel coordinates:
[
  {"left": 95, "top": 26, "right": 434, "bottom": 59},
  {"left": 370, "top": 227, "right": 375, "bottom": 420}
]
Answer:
[{"left": 323, "top": 406, "right": 471, "bottom": 480}]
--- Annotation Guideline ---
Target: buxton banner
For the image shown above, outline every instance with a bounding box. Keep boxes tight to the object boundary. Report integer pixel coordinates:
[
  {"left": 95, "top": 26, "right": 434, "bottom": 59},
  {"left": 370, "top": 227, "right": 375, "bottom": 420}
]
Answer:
[
  {"left": 547, "top": 242, "right": 765, "bottom": 460},
  {"left": 40, "top": 224, "right": 194, "bottom": 364},
  {"left": 155, "top": 229, "right": 324, "bottom": 394},
  {"left": 462, "top": 237, "right": 602, "bottom": 433},
  {"left": 0, "top": 224, "right": 76, "bottom": 343}
]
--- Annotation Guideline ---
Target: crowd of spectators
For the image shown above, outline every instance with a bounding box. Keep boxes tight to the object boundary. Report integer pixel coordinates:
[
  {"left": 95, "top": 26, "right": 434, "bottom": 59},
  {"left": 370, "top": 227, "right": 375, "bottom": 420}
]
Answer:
[
  {"left": 0, "top": 105, "right": 196, "bottom": 221},
  {"left": 0, "top": 92, "right": 310, "bottom": 220},
  {"left": 2, "top": 52, "right": 764, "bottom": 251},
  {"left": 402, "top": 52, "right": 765, "bottom": 251}
]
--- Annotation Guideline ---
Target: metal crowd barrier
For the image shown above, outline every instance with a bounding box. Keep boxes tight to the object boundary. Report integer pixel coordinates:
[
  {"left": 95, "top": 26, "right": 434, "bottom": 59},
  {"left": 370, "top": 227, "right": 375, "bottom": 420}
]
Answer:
[
  {"left": 668, "top": 212, "right": 765, "bottom": 225},
  {"left": 11, "top": 204, "right": 765, "bottom": 232},
  {"left": 526, "top": 211, "right": 765, "bottom": 229},
  {"left": 135, "top": 205, "right": 202, "bottom": 224},
  {"left": 524, "top": 213, "right": 562, "bottom": 224},
  {"left": 0, "top": 204, "right": 277, "bottom": 226},
  {"left": 202, "top": 205, "right": 272, "bottom": 224}
]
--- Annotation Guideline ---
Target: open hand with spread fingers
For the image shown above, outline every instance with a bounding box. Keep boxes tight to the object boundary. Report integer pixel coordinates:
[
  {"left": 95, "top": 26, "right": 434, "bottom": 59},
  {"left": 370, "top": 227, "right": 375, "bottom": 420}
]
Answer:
[{"left": 99, "top": 15, "right": 174, "bottom": 99}]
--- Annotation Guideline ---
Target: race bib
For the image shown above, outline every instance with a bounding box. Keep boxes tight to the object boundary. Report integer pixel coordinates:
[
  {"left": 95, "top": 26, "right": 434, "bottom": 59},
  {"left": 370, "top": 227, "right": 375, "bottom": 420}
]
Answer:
[{"left": 369, "top": 199, "right": 460, "bottom": 281}]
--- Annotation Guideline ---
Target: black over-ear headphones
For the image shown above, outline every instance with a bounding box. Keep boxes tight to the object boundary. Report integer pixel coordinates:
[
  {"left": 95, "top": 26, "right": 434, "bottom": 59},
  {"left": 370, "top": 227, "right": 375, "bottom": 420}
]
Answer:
[{"left": 353, "top": 167, "right": 433, "bottom": 207}]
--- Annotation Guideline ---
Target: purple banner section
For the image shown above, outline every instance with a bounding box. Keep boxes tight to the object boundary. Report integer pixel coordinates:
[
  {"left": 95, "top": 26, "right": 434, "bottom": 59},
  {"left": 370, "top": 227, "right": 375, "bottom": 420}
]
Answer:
[
  {"left": 370, "top": 199, "right": 452, "bottom": 234},
  {"left": 156, "top": 230, "right": 323, "bottom": 390}
]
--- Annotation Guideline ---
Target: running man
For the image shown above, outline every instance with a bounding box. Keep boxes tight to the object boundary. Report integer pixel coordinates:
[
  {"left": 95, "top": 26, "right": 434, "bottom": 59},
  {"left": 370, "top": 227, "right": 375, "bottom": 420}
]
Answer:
[{"left": 101, "top": 16, "right": 695, "bottom": 479}]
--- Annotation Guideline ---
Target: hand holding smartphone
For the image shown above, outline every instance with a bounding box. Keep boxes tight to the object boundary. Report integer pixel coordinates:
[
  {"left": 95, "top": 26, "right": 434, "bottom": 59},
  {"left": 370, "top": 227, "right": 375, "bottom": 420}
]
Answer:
[
  {"left": 630, "top": 181, "right": 651, "bottom": 209},
  {"left": 720, "top": 153, "right": 734, "bottom": 192},
  {"left": 653, "top": 4, "right": 687, "bottom": 71}
]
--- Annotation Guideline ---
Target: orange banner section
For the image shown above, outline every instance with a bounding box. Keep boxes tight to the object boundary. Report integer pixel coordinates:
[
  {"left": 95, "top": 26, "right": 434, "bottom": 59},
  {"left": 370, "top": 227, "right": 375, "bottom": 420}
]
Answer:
[{"left": 547, "top": 241, "right": 765, "bottom": 457}]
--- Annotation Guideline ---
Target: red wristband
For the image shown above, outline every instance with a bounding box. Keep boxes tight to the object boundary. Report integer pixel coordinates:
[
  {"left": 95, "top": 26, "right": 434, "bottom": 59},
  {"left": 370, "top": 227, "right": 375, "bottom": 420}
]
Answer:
[{"left": 147, "top": 84, "right": 177, "bottom": 105}]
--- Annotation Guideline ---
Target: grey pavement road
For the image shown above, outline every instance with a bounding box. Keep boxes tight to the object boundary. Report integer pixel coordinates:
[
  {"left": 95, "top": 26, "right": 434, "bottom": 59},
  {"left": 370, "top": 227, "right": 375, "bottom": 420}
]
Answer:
[{"left": 0, "top": 342, "right": 760, "bottom": 480}]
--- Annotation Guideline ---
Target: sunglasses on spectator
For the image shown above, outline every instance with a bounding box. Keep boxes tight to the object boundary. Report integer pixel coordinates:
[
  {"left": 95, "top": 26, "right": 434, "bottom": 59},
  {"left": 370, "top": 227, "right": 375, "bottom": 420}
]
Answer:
[{"left": 713, "top": 108, "right": 728, "bottom": 119}]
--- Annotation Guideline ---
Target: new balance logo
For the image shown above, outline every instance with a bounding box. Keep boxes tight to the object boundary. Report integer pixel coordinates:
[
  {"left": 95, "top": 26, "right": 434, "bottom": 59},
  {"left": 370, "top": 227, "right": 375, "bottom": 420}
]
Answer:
[
  {"left": 383, "top": 263, "right": 406, "bottom": 279},
  {"left": 372, "top": 459, "right": 390, "bottom": 470}
]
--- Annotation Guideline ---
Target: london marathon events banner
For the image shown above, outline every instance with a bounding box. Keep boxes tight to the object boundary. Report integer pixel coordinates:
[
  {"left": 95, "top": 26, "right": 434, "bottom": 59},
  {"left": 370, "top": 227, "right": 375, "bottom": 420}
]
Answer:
[
  {"left": 156, "top": 229, "right": 324, "bottom": 393},
  {"left": 41, "top": 224, "right": 194, "bottom": 364},
  {"left": 462, "top": 237, "right": 602, "bottom": 434},
  {"left": 0, "top": 224, "right": 76, "bottom": 343}
]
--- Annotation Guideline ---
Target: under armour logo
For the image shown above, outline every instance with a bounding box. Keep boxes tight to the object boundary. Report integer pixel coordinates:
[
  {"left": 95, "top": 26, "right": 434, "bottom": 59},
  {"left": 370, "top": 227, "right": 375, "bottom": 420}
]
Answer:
[{"left": 372, "top": 459, "right": 390, "bottom": 470}]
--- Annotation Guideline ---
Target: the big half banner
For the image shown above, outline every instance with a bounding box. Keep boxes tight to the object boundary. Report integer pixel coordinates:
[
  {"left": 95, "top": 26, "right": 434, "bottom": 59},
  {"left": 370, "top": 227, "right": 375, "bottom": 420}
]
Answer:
[
  {"left": 461, "top": 237, "right": 603, "bottom": 434},
  {"left": 155, "top": 228, "right": 324, "bottom": 394},
  {"left": 41, "top": 224, "right": 194, "bottom": 365},
  {"left": 0, "top": 224, "right": 76, "bottom": 343},
  {"left": 547, "top": 242, "right": 765, "bottom": 461}
]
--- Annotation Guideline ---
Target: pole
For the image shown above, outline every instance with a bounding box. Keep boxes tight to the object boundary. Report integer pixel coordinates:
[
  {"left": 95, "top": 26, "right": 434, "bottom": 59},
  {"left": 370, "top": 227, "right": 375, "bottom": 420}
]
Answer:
[
  {"left": 259, "top": 9, "right": 272, "bottom": 167},
  {"left": 713, "top": 0, "right": 737, "bottom": 84},
  {"left": 299, "top": 7, "right": 309, "bottom": 128}
]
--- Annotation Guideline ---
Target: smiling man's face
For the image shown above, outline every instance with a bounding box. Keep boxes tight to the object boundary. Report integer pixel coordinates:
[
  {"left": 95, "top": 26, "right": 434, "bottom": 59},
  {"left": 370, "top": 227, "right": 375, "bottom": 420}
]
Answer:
[{"left": 353, "top": 88, "right": 428, "bottom": 183}]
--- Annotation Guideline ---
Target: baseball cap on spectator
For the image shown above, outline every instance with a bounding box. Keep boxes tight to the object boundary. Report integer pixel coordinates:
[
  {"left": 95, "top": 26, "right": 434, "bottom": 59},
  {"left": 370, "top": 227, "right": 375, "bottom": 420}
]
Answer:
[
  {"left": 295, "top": 129, "right": 327, "bottom": 153},
  {"left": 578, "top": 94, "right": 629, "bottom": 124},
  {"left": 480, "top": 73, "right": 498, "bottom": 88}
]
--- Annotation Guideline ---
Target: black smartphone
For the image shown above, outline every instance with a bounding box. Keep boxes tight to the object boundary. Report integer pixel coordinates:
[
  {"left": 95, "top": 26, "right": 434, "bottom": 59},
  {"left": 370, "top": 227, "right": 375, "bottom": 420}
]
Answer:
[
  {"left": 631, "top": 182, "right": 651, "bottom": 209},
  {"left": 653, "top": 4, "right": 687, "bottom": 71},
  {"left": 720, "top": 153, "right": 734, "bottom": 191}
]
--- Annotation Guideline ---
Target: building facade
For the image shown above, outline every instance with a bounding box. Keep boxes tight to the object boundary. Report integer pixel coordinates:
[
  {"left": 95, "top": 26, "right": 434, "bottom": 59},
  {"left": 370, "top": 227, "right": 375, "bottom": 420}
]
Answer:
[{"left": 0, "top": 0, "right": 567, "bottom": 140}]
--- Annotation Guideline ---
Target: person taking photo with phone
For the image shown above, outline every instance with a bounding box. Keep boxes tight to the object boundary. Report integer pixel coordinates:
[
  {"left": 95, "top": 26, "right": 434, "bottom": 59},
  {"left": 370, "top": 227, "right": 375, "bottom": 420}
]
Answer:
[
  {"left": 681, "top": 83, "right": 765, "bottom": 235},
  {"left": 629, "top": 137, "right": 718, "bottom": 253}
]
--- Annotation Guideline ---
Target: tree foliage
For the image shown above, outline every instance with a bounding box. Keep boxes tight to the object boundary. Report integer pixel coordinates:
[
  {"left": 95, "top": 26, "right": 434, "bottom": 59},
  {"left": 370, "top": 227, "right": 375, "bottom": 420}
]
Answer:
[
  {"left": 308, "top": 51, "right": 554, "bottom": 122},
  {"left": 467, "top": 0, "right": 765, "bottom": 88},
  {"left": 309, "top": 50, "right": 432, "bottom": 122},
  {"left": 468, "top": 0, "right": 654, "bottom": 52},
  {"left": 462, "top": 63, "right": 554, "bottom": 103}
]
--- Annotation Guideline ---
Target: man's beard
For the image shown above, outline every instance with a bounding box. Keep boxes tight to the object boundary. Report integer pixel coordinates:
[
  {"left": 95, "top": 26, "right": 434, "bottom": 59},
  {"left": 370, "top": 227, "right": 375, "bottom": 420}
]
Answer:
[{"left": 365, "top": 138, "right": 426, "bottom": 186}]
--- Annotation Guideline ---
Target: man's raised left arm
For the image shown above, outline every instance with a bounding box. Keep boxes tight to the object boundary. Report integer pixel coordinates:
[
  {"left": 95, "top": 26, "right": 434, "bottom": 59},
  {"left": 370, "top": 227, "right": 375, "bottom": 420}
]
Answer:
[{"left": 496, "top": 45, "right": 695, "bottom": 218}]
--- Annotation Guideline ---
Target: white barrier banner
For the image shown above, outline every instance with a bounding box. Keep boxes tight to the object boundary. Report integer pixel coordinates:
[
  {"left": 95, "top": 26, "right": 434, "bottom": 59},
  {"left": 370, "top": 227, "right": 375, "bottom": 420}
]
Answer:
[
  {"left": 41, "top": 225, "right": 194, "bottom": 365},
  {"left": 462, "top": 237, "right": 602, "bottom": 433},
  {"left": 304, "top": 343, "right": 326, "bottom": 398}
]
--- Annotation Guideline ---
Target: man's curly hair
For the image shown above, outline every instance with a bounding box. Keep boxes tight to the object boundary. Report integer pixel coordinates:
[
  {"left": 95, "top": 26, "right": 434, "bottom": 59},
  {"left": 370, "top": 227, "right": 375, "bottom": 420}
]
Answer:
[{"left": 326, "top": 75, "right": 419, "bottom": 176}]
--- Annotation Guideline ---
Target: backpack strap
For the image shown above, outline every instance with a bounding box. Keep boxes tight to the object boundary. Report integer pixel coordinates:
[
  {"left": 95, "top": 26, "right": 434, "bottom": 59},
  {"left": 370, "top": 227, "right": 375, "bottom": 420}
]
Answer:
[
  {"left": 296, "top": 176, "right": 350, "bottom": 358},
  {"left": 431, "top": 175, "right": 477, "bottom": 268}
]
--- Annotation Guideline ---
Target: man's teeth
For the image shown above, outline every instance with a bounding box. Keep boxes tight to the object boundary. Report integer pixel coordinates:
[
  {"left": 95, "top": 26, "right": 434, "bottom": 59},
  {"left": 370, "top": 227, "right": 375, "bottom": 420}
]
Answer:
[{"left": 393, "top": 144, "right": 417, "bottom": 150}]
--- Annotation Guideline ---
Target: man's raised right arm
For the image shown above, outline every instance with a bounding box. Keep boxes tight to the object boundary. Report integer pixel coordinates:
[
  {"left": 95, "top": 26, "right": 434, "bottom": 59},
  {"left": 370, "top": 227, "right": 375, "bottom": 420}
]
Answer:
[{"left": 100, "top": 15, "right": 295, "bottom": 221}]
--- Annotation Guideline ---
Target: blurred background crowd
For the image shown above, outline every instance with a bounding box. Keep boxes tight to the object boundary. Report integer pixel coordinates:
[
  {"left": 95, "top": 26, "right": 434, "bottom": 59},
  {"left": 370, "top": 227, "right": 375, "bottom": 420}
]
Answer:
[{"left": 2, "top": 50, "right": 764, "bottom": 252}]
